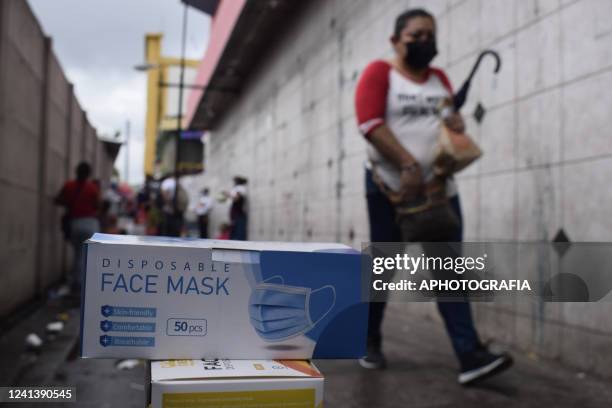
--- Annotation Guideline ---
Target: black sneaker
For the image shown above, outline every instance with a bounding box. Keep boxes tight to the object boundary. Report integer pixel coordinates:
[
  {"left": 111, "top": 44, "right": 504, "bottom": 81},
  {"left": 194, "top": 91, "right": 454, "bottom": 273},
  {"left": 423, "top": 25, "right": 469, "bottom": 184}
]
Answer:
[
  {"left": 458, "top": 350, "right": 513, "bottom": 385},
  {"left": 359, "top": 341, "right": 387, "bottom": 369}
]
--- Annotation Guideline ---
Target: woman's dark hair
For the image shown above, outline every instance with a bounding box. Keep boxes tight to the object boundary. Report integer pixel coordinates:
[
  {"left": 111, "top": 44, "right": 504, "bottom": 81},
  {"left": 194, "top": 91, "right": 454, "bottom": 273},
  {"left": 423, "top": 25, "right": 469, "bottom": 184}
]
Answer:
[
  {"left": 393, "top": 8, "right": 435, "bottom": 39},
  {"left": 76, "top": 161, "right": 92, "bottom": 180}
]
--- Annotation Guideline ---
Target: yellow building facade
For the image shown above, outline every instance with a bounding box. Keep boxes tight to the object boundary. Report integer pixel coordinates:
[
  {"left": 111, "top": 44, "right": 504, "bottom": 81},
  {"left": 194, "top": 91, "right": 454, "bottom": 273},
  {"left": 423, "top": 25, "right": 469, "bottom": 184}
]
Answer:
[{"left": 142, "top": 33, "right": 200, "bottom": 177}]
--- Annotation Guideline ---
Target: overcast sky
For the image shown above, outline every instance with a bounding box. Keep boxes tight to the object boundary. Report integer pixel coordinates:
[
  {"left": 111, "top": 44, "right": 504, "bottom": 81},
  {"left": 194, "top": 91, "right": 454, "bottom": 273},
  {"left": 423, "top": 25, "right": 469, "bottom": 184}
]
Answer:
[{"left": 29, "top": 0, "right": 211, "bottom": 185}]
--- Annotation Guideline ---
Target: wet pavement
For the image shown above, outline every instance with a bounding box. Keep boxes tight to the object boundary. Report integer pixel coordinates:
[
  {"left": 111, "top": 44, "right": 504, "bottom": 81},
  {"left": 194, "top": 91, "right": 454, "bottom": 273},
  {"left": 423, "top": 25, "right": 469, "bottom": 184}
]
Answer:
[
  {"left": 318, "top": 303, "right": 612, "bottom": 407},
  {"left": 2, "top": 301, "right": 611, "bottom": 407}
]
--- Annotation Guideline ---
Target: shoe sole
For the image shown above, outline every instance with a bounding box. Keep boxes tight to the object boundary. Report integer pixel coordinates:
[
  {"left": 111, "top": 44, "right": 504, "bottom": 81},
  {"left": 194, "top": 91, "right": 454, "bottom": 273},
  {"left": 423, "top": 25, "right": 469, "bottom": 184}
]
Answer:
[
  {"left": 358, "top": 358, "right": 386, "bottom": 370},
  {"left": 458, "top": 355, "right": 513, "bottom": 385}
]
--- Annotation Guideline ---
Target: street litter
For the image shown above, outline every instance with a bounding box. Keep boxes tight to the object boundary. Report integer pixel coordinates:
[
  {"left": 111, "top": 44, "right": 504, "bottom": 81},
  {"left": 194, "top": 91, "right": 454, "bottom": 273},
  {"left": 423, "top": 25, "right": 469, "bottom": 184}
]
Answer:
[
  {"left": 48, "top": 285, "right": 71, "bottom": 300},
  {"left": 56, "top": 312, "right": 70, "bottom": 322},
  {"left": 25, "top": 333, "right": 43, "bottom": 349},
  {"left": 116, "top": 359, "right": 141, "bottom": 370},
  {"left": 46, "top": 321, "right": 64, "bottom": 333},
  {"left": 56, "top": 284, "right": 71, "bottom": 297}
]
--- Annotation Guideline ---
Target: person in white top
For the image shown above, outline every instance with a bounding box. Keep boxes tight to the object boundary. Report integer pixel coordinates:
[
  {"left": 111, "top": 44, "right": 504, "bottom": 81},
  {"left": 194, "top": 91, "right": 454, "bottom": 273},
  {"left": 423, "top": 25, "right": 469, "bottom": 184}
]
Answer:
[
  {"left": 159, "top": 176, "right": 188, "bottom": 237},
  {"left": 195, "top": 188, "right": 213, "bottom": 238},
  {"left": 355, "top": 8, "right": 512, "bottom": 385}
]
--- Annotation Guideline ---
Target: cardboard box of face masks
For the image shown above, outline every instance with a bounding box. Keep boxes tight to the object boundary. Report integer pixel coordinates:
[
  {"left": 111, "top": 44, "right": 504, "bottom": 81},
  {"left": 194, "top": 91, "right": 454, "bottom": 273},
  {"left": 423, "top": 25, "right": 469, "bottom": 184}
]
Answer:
[
  {"left": 80, "top": 234, "right": 367, "bottom": 359},
  {"left": 148, "top": 359, "right": 324, "bottom": 408}
]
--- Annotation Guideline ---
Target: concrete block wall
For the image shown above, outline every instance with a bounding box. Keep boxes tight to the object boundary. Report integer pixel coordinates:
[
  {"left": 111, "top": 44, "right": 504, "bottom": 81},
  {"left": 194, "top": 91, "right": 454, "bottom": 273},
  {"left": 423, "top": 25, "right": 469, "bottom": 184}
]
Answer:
[
  {"left": 68, "top": 98, "right": 84, "bottom": 175},
  {"left": 194, "top": 0, "right": 612, "bottom": 378},
  {"left": 0, "top": 0, "right": 48, "bottom": 317},
  {"left": 0, "top": 0, "right": 115, "bottom": 317},
  {"left": 39, "top": 52, "right": 71, "bottom": 291}
]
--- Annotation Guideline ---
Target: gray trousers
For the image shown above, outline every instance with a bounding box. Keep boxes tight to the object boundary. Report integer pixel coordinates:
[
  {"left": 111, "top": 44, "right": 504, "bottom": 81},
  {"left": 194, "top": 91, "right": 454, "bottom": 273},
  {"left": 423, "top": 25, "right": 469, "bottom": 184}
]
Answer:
[{"left": 69, "top": 217, "right": 100, "bottom": 289}]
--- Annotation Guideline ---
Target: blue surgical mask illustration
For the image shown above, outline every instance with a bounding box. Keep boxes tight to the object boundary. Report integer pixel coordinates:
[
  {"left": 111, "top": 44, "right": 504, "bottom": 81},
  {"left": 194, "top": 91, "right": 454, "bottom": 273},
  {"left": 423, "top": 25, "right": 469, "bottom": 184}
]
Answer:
[{"left": 248, "top": 277, "right": 336, "bottom": 342}]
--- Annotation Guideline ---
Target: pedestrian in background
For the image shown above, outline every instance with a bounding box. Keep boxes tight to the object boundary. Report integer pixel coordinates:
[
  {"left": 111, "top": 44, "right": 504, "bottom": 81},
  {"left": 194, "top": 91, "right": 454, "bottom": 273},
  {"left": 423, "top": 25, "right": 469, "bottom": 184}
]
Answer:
[
  {"left": 215, "top": 223, "right": 231, "bottom": 240},
  {"left": 55, "top": 161, "right": 100, "bottom": 293},
  {"left": 355, "top": 8, "right": 512, "bottom": 385},
  {"left": 223, "top": 176, "right": 248, "bottom": 240},
  {"left": 195, "top": 188, "right": 213, "bottom": 238},
  {"left": 159, "top": 174, "right": 189, "bottom": 237}
]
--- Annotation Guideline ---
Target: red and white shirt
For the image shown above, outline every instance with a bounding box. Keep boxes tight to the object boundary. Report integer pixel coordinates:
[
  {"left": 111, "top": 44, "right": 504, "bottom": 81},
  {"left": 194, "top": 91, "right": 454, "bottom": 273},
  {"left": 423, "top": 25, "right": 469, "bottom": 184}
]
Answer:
[{"left": 355, "top": 59, "right": 456, "bottom": 195}]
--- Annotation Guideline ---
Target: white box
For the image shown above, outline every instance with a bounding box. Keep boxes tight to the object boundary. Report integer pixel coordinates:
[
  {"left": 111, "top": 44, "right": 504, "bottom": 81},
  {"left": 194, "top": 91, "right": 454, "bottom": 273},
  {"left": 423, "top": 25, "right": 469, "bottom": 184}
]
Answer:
[
  {"left": 149, "top": 359, "right": 324, "bottom": 408},
  {"left": 80, "top": 234, "right": 367, "bottom": 359}
]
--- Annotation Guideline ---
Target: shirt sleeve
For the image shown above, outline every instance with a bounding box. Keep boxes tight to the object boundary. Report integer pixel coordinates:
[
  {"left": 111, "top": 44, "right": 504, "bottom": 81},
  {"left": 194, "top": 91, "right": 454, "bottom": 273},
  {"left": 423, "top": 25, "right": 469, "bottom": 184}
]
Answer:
[
  {"left": 430, "top": 67, "right": 453, "bottom": 95},
  {"left": 355, "top": 60, "right": 391, "bottom": 138}
]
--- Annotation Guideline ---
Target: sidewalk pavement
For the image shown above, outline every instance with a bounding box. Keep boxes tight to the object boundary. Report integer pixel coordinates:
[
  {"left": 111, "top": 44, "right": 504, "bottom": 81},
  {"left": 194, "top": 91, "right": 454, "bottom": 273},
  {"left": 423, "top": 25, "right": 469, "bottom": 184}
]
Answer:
[
  {"left": 2, "top": 300, "right": 611, "bottom": 407},
  {"left": 318, "top": 302, "right": 612, "bottom": 407}
]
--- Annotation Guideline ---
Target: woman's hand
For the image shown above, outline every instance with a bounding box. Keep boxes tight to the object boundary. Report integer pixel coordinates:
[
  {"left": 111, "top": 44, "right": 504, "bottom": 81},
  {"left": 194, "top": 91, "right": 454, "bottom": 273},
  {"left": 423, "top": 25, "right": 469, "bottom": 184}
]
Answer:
[
  {"left": 443, "top": 112, "right": 465, "bottom": 133},
  {"left": 398, "top": 163, "right": 424, "bottom": 203}
]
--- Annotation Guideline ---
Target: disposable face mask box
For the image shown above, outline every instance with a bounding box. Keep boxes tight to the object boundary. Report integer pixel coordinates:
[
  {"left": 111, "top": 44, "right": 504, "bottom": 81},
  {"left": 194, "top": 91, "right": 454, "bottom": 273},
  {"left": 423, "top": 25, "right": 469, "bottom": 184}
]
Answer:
[
  {"left": 80, "top": 234, "right": 367, "bottom": 359},
  {"left": 147, "top": 359, "right": 324, "bottom": 408}
]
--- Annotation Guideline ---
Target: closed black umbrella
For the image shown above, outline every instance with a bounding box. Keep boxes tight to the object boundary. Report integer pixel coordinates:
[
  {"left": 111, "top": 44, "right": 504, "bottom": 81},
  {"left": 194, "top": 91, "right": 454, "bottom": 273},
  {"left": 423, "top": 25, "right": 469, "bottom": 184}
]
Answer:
[{"left": 453, "top": 50, "right": 502, "bottom": 111}]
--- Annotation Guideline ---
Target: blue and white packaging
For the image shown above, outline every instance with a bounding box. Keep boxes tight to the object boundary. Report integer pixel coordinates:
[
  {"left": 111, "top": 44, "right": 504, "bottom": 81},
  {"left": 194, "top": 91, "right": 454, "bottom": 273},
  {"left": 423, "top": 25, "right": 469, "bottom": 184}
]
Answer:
[{"left": 80, "top": 234, "right": 367, "bottom": 359}]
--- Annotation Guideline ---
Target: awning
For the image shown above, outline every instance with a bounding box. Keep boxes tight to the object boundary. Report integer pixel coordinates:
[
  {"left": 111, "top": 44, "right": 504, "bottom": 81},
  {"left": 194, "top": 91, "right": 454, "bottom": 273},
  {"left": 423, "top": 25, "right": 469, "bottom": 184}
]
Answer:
[
  {"left": 182, "top": 0, "right": 220, "bottom": 16},
  {"left": 99, "top": 137, "right": 122, "bottom": 161},
  {"left": 184, "top": 0, "right": 304, "bottom": 130}
]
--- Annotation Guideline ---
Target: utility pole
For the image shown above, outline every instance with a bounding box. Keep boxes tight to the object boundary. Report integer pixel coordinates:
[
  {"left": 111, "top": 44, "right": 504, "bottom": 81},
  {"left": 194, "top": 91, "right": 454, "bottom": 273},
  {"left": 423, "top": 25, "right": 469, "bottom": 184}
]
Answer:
[
  {"left": 173, "top": 2, "right": 189, "bottom": 212},
  {"left": 124, "top": 119, "right": 131, "bottom": 184}
]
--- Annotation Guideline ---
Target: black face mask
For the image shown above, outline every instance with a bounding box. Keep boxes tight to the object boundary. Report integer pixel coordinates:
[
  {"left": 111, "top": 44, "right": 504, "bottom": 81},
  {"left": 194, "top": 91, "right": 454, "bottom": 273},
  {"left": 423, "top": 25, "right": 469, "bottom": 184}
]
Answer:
[{"left": 404, "top": 40, "right": 438, "bottom": 70}]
